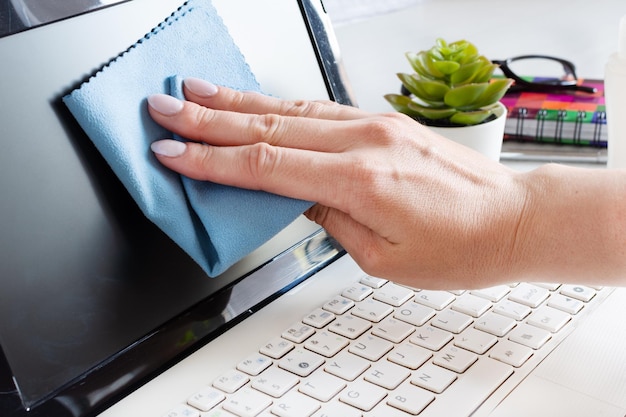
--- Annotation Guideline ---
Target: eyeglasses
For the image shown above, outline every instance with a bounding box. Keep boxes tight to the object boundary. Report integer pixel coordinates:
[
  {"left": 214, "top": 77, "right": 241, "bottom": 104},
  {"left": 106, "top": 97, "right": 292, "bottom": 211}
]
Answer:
[{"left": 492, "top": 55, "right": 597, "bottom": 94}]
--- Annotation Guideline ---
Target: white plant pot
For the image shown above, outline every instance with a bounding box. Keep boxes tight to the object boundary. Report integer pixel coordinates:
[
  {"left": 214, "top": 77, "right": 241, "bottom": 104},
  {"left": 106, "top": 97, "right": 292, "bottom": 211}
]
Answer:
[{"left": 427, "top": 102, "right": 507, "bottom": 162}]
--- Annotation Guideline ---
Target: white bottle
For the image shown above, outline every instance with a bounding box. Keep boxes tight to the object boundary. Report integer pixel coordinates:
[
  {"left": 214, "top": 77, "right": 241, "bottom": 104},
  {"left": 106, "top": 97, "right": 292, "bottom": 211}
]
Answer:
[{"left": 606, "top": 15, "right": 626, "bottom": 169}]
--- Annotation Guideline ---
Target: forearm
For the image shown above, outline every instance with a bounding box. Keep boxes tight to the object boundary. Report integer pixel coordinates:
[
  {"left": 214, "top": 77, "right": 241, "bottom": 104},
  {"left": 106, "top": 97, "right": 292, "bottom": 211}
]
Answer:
[{"left": 513, "top": 164, "right": 626, "bottom": 287}]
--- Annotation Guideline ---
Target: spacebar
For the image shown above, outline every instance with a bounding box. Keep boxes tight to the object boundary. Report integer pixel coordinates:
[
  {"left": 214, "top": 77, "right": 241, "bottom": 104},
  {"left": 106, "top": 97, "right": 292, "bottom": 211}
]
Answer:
[{"left": 420, "top": 357, "right": 513, "bottom": 417}]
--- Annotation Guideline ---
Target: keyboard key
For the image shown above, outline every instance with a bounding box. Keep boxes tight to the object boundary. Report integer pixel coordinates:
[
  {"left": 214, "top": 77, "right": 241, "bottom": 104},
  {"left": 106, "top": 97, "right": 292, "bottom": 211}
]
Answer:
[
  {"left": 325, "top": 351, "right": 370, "bottom": 381},
  {"left": 328, "top": 314, "right": 371, "bottom": 339},
  {"left": 271, "top": 390, "right": 321, "bottom": 417},
  {"left": 493, "top": 299, "right": 531, "bottom": 321},
  {"left": 431, "top": 309, "right": 473, "bottom": 334},
  {"left": 474, "top": 312, "right": 516, "bottom": 337},
  {"left": 527, "top": 306, "right": 571, "bottom": 333},
  {"left": 302, "top": 308, "right": 335, "bottom": 328},
  {"left": 451, "top": 294, "right": 492, "bottom": 318},
  {"left": 454, "top": 327, "right": 498, "bottom": 355},
  {"left": 470, "top": 285, "right": 510, "bottom": 302},
  {"left": 201, "top": 408, "right": 238, "bottom": 417},
  {"left": 387, "top": 342, "right": 432, "bottom": 370},
  {"left": 351, "top": 298, "right": 393, "bottom": 323},
  {"left": 371, "top": 402, "right": 429, "bottom": 417},
  {"left": 393, "top": 301, "right": 435, "bottom": 326},
  {"left": 373, "top": 282, "right": 414, "bottom": 307},
  {"left": 417, "top": 358, "right": 513, "bottom": 417},
  {"left": 508, "top": 283, "right": 549, "bottom": 308},
  {"left": 560, "top": 284, "right": 596, "bottom": 302},
  {"left": 349, "top": 333, "right": 394, "bottom": 361},
  {"left": 237, "top": 353, "right": 272, "bottom": 376},
  {"left": 508, "top": 323, "right": 551, "bottom": 349},
  {"left": 304, "top": 330, "right": 349, "bottom": 357},
  {"left": 312, "top": 401, "right": 361, "bottom": 417},
  {"left": 282, "top": 323, "right": 315, "bottom": 343},
  {"left": 339, "top": 380, "right": 387, "bottom": 411},
  {"left": 299, "top": 371, "right": 346, "bottom": 402},
  {"left": 251, "top": 367, "right": 299, "bottom": 397},
  {"left": 371, "top": 316, "right": 415, "bottom": 343},
  {"left": 278, "top": 348, "right": 324, "bottom": 377},
  {"left": 433, "top": 345, "right": 478, "bottom": 373},
  {"left": 386, "top": 382, "right": 435, "bottom": 415},
  {"left": 341, "top": 284, "right": 373, "bottom": 302},
  {"left": 259, "top": 337, "right": 294, "bottom": 359},
  {"left": 547, "top": 293, "right": 584, "bottom": 314},
  {"left": 489, "top": 339, "right": 534, "bottom": 367},
  {"left": 360, "top": 275, "right": 387, "bottom": 289},
  {"left": 410, "top": 326, "right": 453, "bottom": 351},
  {"left": 364, "top": 360, "right": 411, "bottom": 389},
  {"left": 535, "top": 282, "right": 561, "bottom": 291},
  {"left": 212, "top": 369, "right": 249, "bottom": 394},
  {"left": 414, "top": 290, "right": 455, "bottom": 310},
  {"left": 322, "top": 296, "right": 354, "bottom": 315},
  {"left": 411, "top": 362, "right": 457, "bottom": 393},
  {"left": 222, "top": 387, "right": 272, "bottom": 417},
  {"left": 187, "top": 386, "right": 225, "bottom": 411}
]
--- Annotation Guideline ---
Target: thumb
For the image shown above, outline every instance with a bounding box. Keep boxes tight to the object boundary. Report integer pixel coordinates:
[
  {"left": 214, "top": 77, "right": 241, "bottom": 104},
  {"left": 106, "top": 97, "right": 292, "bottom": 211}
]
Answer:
[{"left": 305, "top": 204, "right": 387, "bottom": 276}]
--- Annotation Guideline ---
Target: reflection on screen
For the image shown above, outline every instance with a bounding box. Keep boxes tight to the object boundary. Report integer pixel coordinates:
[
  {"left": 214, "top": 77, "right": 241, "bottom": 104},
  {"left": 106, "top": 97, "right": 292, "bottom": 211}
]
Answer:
[{"left": 0, "top": 0, "right": 128, "bottom": 38}]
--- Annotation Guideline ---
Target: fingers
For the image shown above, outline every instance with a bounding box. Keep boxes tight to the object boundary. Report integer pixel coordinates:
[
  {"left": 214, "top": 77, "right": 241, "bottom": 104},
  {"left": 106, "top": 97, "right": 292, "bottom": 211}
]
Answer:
[
  {"left": 181, "top": 77, "right": 367, "bottom": 121},
  {"left": 148, "top": 93, "right": 369, "bottom": 153},
  {"left": 150, "top": 139, "right": 356, "bottom": 210}
]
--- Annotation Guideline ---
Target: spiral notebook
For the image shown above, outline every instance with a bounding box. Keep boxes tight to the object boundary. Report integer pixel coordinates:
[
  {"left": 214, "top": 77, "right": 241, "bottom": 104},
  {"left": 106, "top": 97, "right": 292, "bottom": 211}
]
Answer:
[{"left": 501, "top": 79, "right": 607, "bottom": 147}]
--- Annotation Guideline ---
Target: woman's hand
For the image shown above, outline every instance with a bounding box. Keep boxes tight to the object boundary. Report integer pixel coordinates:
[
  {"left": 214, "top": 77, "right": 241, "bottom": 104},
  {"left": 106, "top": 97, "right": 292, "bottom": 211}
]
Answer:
[{"left": 147, "top": 77, "right": 532, "bottom": 289}]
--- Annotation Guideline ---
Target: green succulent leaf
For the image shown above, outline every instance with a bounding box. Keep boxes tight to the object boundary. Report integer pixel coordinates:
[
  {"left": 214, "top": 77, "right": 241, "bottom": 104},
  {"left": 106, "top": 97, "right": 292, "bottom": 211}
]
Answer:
[
  {"left": 408, "top": 102, "right": 457, "bottom": 120},
  {"left": 450, "top": 61, "right": 483, "bottom": 85},
  {"left": 410, "top": 78, "right": 450, "bottom": 101},
  {"left": 433, "top": 60, "right": 461, "bottom": 75},
  {"left": 453, "top": 42, "right": 479, "bottom": 64},
  {"left": 449, "top": 110, "right": 492, "bottom": 125},
  {"left": 444, "top": 83, "right": 488, "bottom": 109},
  {"left": 473, "top": 59, "right": 498, "bottom": 83},
  {"left": 384, "top": 93, "right": 413, "bottom": 113},
  {"left": 406, "top": 52, "right": 431, "bottom": 79},
  {"left": 397, "top": 74, "right": 448, "bottom": 104},
  {"left": 473, "top": 78, "right": 514, "bottom": 107}
]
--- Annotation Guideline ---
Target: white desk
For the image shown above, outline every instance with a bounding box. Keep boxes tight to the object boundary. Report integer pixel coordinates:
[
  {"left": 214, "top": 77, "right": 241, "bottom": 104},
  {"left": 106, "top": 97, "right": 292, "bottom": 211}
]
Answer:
[{"left": 327, "top": 0, "right": 626, "bottom": 170}]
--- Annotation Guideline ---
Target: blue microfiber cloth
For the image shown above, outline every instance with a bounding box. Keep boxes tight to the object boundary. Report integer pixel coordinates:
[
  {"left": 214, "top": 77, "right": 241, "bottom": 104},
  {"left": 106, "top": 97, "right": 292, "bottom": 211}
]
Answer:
[{"left": 63, "top": 0, "right": 313, "bottom": 277}]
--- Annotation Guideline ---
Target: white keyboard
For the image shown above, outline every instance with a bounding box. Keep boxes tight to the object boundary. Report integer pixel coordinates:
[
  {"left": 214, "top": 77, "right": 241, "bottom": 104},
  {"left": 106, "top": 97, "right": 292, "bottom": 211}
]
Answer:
[{"left": 161, "top": 272, "right": 607, "bottom": 417}]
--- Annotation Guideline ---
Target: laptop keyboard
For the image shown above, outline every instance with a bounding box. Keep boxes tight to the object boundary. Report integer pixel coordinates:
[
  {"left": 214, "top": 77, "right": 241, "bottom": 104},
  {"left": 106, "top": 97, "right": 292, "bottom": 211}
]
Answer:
[{"left": 162, "top": 275, "right": 604, "bottom": 417}]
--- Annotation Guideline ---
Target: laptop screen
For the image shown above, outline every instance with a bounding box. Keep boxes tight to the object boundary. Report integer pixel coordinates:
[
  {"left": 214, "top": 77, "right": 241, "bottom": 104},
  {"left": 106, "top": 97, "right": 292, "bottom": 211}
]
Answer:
[{"left": 0, "top": 0, "right": 353, "bottom": 415}]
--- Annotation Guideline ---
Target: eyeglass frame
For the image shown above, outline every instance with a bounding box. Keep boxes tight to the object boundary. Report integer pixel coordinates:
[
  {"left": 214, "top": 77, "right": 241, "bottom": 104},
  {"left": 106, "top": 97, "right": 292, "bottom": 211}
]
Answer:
[
  {"left": 492, "top": 55, "right": 597, "bottom": 94},
  {"left": 399, "top": 54, "right": 597, "bottom": 97}
]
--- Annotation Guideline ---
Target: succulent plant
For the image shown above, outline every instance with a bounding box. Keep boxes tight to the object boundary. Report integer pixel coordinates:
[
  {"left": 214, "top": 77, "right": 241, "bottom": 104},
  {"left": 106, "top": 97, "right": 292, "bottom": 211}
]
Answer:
[{"left": 385, "top": 38, "right": 513, "bottom": 126}]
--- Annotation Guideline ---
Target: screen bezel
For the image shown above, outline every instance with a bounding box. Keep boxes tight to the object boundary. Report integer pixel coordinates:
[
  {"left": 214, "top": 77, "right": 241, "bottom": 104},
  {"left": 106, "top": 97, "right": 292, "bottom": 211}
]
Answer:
[{"left": 0, "top": 1, "right": 354, "bottom": 416}]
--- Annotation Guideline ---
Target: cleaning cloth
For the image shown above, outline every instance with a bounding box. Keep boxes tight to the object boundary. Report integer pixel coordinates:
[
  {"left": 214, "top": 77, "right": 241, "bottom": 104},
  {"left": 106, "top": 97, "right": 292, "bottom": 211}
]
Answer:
[{"left": 63, "top": 0, "right": 313, "bottom": 277}]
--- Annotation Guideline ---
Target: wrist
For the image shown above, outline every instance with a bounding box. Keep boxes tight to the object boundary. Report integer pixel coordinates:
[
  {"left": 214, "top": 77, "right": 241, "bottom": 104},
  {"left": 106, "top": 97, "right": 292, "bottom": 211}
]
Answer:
[{"left": 511, "top": 163, "right": 626, "bottom": 285}]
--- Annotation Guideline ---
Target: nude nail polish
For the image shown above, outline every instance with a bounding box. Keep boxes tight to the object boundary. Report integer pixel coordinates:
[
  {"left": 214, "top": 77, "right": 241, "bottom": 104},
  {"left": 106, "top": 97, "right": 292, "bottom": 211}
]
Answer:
[
  {"left": 151, "top": 140, "right": 186, "bottom": 157},
  {"left": 147, "top": 94, "right": 183, "bottom": 116},
  {"left": 184, "top": 77, "right": 219, "bottom": 97}
]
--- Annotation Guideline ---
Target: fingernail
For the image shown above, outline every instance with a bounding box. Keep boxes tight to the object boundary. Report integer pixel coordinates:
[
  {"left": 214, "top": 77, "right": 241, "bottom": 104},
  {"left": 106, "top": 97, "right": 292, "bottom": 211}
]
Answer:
[
  {"left": 184, "top": 77, "right": 219, "bottom": 97},
  {"left": 150, "top": 139, "right": 187, "bottom": 157},
  {"left": 147, "top": 94, "right": 183, "bottom": 116}
]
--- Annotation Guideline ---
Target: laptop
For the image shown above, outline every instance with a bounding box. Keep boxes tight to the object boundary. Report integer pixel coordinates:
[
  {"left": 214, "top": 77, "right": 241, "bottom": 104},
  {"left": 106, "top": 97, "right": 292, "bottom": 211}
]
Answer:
[{"left": 0, "top": 1, "right": 624, "bottom": 417}]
